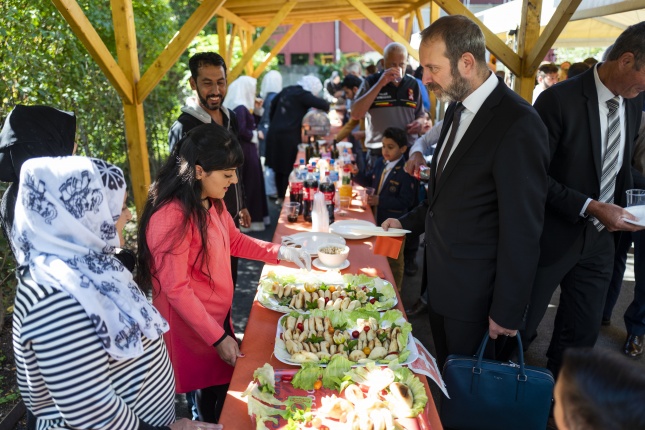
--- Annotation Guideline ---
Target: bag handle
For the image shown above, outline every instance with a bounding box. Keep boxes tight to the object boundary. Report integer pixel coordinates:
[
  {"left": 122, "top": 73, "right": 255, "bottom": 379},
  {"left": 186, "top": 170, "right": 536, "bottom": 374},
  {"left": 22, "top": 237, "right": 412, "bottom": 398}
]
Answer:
[{"left": 474, "top": 330, "right": 527, "bottom": 381}]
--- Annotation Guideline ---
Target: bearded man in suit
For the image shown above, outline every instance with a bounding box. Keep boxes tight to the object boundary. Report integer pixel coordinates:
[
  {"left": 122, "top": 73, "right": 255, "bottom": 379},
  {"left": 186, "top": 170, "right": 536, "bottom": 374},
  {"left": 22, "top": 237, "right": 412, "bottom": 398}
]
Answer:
[
  {"left": 522, "top": 22, "right": 645, "bottom": 376},
  {"left": 383, "top": 15, "right": 549, "bottom": 367}
]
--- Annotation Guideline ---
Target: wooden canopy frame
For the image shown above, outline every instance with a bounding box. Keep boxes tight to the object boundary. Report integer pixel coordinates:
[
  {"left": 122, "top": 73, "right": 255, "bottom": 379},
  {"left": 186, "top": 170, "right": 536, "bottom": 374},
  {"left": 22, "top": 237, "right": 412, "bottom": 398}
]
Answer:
[{"left": 49, "top": 0, "right": 618, "bottom": 212}]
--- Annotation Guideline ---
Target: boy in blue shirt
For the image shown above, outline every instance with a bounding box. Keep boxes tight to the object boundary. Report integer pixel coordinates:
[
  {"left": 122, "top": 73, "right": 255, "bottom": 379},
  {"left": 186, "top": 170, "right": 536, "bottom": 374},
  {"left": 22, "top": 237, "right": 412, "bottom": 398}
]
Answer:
[{"left": 366, "top": 127, "right": 419, "bottom": 289}]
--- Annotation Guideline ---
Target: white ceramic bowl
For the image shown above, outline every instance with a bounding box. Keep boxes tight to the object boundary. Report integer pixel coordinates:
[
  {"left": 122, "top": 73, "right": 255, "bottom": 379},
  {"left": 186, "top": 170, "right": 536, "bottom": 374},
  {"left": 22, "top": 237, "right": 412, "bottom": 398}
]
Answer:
[{"left": 316, "top": 244, "right": 350, "bottom": 268}]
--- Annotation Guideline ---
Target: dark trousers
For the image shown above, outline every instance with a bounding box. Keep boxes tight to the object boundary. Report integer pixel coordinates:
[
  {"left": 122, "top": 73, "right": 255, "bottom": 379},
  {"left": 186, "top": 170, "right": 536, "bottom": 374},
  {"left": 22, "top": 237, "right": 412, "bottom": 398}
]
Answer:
[
  {"left": 275, "top": 171, "right": 289, "bottom": 201},
  {"left": 429, "top": 306, "right": 504, "bottom": 370},
  {"left": 604, "top": 230, "right": 645, "bottom": 335},
  {"left": 186, "top": 384, "right": 229, "bottom": 423},
  {"left": 523, "top": 222, "right": 614, "bottom": 376}
]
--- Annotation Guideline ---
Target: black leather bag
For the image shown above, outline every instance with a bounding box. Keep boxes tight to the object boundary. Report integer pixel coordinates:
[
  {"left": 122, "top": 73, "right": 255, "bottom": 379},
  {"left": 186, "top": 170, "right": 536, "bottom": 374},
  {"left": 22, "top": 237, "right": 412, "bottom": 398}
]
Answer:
[{"left": 440, "top": 331, "right": 554, "bottom": 430}]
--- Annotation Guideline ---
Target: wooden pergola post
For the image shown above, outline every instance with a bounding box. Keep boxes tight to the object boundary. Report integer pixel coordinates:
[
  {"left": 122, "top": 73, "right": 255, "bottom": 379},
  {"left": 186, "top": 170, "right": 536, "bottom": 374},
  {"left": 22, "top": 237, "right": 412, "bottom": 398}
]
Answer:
[{"left": 514, "top": 0, "right": 543, "bottom": 100}]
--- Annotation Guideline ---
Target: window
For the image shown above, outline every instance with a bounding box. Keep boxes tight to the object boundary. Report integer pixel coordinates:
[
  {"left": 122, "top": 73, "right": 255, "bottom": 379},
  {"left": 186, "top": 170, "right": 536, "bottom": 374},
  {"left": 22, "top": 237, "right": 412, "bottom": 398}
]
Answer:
[{"left": 291, "top": 53, "right": 309, "bottom": 65}]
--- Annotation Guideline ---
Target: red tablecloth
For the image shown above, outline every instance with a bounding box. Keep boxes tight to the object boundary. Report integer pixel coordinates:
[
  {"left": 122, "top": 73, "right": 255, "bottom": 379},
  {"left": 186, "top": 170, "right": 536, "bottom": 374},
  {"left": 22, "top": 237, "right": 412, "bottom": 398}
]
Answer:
[{"left": 218, "top": 191, "right": 443, "bottom": 430}]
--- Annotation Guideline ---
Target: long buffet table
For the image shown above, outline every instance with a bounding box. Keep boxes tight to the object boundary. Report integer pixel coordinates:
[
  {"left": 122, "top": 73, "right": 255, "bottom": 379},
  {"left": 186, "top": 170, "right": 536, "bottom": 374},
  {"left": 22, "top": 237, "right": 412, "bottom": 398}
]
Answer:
[{"left": 218, "top": 191, "right": 443, "bottom": 429}]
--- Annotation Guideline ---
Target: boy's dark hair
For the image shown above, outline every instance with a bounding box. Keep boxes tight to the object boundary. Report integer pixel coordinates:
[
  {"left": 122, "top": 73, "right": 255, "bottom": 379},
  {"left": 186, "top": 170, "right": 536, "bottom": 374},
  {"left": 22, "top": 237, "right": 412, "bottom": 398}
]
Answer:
[
  {"left": 342, "top": 74, "right": 362, "bottom": 90},
  {"left": 383, "top": 127, "right": 407, "bottom": 148},
  {"left": 189, "top": 52, "right": 227, "bottom": 80}
]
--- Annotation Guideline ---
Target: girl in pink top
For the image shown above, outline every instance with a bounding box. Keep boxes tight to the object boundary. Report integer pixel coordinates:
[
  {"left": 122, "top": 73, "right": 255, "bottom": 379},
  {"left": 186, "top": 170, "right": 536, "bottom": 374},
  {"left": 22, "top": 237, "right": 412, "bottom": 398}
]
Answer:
[{"left": 136, "top": 124, "right": 310, "bottom": 423}]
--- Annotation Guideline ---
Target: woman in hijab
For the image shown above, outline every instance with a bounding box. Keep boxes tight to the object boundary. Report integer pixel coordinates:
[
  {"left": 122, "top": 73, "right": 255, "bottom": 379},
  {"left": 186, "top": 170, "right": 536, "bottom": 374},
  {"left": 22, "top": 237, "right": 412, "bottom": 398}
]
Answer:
[
  {"left": 265, "top": 74, "right": 330, "bottom": 204},
  {"left": 257, "top": 70, "right": 283, "bottom": 200},
  {"left": 0, "top": 105, "right": 76, "bottom": 254},
  {"left": 12, "top": 156, "right": 219, "bottom": 430},
  {"left": 223, "top": 76, "right": 269, "bottom": 231}
]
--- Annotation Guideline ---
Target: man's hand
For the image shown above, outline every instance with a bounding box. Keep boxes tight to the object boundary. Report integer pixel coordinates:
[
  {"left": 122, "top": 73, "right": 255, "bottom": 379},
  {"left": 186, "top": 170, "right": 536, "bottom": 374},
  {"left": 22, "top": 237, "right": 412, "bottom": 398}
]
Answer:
[
  {"left": 382, "top": 218, "right": 403, "bottom": 231},
  {"left": 586, "top": 200, "right": 644, "bottom": 232},
  {"left": 406, "top": 118, "right": 425, "bottom": 135},
  {"left": 377, "top": 67, "right": 403, "bottom": 88},
  {"left": 239, "top": 208, "right": 251, "bottom": 228},
  {"left": 215, "top": 335, "right": 244, "bottom": 367},
  {"left": 488, "top": 317, "right": 517, "bottom": 339},
  {"left": 404, "top": 152, "right": 427, "bottom": 176}
]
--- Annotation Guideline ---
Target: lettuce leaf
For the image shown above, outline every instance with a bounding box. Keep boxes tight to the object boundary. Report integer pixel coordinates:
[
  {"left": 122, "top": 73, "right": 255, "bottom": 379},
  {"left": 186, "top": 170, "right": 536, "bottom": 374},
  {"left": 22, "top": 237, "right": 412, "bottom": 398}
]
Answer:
[
  {"left": 247, "top": 395, "right": 283, "bottom": 426},
  {"left": 291, "top": 363, "right": 324, "bottom": 390},
  {"left": 392, "top": 367, "right": 429, "bottom": 417},
  {"left": 322, "top": 355, "right": 353, "bottom": 390},
  {"left": 253, "top": 363, "right": 276, "bottom": 394},
  {"left": 343, "top": 273, "right": 376, "bottom": 287}
]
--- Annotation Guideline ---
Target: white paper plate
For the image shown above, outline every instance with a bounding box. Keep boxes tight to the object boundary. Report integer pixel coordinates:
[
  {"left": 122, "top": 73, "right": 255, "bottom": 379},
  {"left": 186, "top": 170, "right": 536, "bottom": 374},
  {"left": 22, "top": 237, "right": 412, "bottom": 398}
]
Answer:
[
  {"left": 274, "top": 313, "right": 419, "bottom": 367},
  {"left": 330, "top": 220, "right": 376, "bottom": 239},
  {"left": 281, "top": 232, "right": 346, "bottom": 255},
  {"left": 624, "top": 205, "right": 645, "bottom": 227}
]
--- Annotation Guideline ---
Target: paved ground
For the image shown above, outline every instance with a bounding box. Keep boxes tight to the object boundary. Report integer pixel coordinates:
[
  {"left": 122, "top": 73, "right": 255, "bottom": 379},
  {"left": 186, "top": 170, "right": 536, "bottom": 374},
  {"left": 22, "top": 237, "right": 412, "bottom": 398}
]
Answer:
[{"left": 176, "top": 198, "right": 645, "bottom": 423}]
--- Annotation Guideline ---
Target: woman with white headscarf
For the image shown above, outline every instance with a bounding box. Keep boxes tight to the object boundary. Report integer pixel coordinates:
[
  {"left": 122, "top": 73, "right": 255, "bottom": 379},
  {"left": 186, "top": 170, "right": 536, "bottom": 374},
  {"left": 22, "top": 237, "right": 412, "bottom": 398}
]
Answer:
[
  {"left": 264, "top": 74, "right": 329, "bottom": 204},
  {"left": 223, "top": 76, "right": 269, "bottom": 231},
  {"left": 12, "top": 156, "right": 219, "bottom": 430}
]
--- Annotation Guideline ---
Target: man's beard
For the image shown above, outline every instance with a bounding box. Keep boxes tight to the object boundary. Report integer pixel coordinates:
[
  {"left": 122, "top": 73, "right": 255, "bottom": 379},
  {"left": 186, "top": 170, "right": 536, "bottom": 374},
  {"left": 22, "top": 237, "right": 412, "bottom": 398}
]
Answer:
[
  {"left": 426, "top": 69, "right": 471, "bottom": 103},
  {"left": 197, "top": 91, "right": 222, "bottom": 111}
]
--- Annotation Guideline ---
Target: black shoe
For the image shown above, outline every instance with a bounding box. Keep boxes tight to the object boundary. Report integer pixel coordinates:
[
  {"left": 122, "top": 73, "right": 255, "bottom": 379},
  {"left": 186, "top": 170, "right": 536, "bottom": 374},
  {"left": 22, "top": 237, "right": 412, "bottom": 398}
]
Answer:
[
  {"left": 623, "top": 334, "right": 644, "bottom": 357},
  {"left": 404, "top": 261, "right": 418, "bottom": 276},
  {"left": 601, "top": 317, "right": 611, "bottom": 326},
  {"left": 405, "top": 300, "right": 428, "bottom": 316}
]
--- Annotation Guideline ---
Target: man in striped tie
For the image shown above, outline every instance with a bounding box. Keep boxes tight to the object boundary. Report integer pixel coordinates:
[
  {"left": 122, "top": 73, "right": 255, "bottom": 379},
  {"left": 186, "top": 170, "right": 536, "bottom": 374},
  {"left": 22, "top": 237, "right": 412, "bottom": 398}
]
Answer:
[{"left": 522, "top": 22, "right": 645, "bottom": 376}]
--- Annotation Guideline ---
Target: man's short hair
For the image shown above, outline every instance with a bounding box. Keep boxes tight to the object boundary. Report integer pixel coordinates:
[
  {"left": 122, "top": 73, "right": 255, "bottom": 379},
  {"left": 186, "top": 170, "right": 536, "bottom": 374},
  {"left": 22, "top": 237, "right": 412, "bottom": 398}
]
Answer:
[
  {"left": 341, "top": 74, "right": 362, "bottom": 90},
  {"left": 344, "top": 62, "right": 362, "bottom": 76},
  {"left": 419, "top": 15, "right": 487, "bottom": 73},
  {"left": 383, "top": 127, "right": 408, "bottom": 148},
  {"left": 537, "top": 63, "right": 559, "bottom": 78},
  {"left": 189, "top": 52, "right": 227, "bottom": 80},
  {"left": 567, "top": 62, "right": 590, "bottom": 78},
  {"left": 606, "top": 21, "right": 645, "bottom": 69},
  {"left": 583, "top": 57, "right": 599, "bottom": 66}
]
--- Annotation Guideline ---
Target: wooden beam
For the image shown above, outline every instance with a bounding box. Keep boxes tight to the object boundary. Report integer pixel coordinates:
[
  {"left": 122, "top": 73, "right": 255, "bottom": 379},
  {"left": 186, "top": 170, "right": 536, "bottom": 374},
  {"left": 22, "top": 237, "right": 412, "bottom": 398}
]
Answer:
[
  {"left": 110, "top": 0, "right": 150, "bottom": 214},
  {"left": 245, "top": 29, "right": 254, "bottom": 76},
  {"left": 123, "top": 103, "right": 151, "bottom": 215},
  {"left": 397, "top": 16, "right": 406, "bottom": 36},
  {"left": 252, "top": 21, "right": 304, "bottom": 78},
  {"left": 340, "top": 17, "right": 384, "bottom": 55},
  {"left": 227, "top": 24, "right": 238, "bottom": 66},
  {"left": 415, "top": 7, "right": 425, "bottom": 30},
  {"left": 431, "top": 0, "right": 521, "bottom": 76},
  {"left": 50, "top": 0, "right": 133, "bottom": 104},
  {"left": 217, "top": 17, "right": 227, "bottom": 55},
  {"left": 397, "top": 0, "right": 430, "bottom": 20},
  {"left": 514, "top": 0, "right": 542, "bottom": 101},
  {"left": 526, "top": 0, "right": 583, "bottom": 75},
  {"left": 430, "top": 1, "right": 440, "bottom": 23},
  {"left": 405, "top": 14, "right": 414, "bottom": 41},
  {"left": 346, "top": 0, "right": 419, "bottom": 61},
  {"left": 228, "top": 0, "right": 299, "bottom": 81},
  {"left": 137, "top": 0, "right": 227, "bottom": 102},
  {"left": 217, "top": 7, "right": 254, "bottom": 31}
]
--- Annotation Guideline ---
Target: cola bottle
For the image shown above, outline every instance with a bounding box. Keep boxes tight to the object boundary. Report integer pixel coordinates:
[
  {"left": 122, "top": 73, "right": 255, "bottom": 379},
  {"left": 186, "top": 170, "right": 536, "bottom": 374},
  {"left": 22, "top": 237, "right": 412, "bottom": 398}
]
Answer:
[
  {"left": 288, "top": 163, "right": 304, "bottom": 216},
  {"left": 303, "top": 166, "right": 318, "bottom": 223},
  {"left": 319, "top": 171, "right": 336, "bottom": 224}
]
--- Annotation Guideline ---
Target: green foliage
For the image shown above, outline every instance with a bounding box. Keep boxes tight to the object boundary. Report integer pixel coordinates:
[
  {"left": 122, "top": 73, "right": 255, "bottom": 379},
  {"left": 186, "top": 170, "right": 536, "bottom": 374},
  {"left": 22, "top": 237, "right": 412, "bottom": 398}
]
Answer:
[{"left": 554, "top": 47, "right": 606, "bottom": 64}]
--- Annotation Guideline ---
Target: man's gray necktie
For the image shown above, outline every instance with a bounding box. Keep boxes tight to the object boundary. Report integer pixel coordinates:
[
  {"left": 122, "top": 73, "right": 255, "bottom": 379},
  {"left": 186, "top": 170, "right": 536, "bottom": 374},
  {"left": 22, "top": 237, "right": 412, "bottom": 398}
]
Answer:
[
  {"left": 593, "top": 96, "right": 621, "bottom": 231},
  {"left": 435, "top": 102, "right": 465, "bottom": 181}
]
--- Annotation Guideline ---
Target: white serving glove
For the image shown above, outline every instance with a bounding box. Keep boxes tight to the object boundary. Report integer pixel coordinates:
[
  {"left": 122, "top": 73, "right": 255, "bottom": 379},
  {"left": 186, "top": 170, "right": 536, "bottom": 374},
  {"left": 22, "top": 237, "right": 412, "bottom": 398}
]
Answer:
[{"left": 278, "top": 246, "right": 312, "bottom": 271}]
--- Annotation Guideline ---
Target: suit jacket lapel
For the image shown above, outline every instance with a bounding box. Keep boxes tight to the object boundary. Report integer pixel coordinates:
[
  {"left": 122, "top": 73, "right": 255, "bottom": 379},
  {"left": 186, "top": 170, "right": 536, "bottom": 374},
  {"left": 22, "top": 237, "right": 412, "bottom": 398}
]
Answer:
[
  {"left": 429, "top": 104, "right": 456, "bottom": 197},
  {"left": 582, "top": 70, "right": 603, "bottom": 183},
  {"left": 432, "top": 81, "right": 504, "bottom": 200}
]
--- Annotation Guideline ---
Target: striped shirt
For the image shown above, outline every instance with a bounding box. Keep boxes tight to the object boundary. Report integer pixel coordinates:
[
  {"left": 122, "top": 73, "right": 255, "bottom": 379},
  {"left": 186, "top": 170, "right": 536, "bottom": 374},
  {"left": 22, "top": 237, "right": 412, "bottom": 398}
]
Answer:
[{"left": 13, "top": 270, "right": 176, "bottom": 430}]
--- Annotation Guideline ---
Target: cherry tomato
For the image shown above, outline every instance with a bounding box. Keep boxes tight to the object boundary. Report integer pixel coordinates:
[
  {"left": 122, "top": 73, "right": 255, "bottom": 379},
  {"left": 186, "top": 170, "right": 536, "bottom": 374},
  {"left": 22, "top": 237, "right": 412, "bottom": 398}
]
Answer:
[
  {"left": 363, "top": 326, "right": 370, "bottom": 332},
  {"left": 297, "top": 323, "right": 304, "bottom": 331},
  {"left": 369, "top": 298, "right": 377, "bottom": 304},
  {"left": 339, "top": 295, "right": 345, "bottom": 300},
  {"left": 324, "top": 297, "right": 330, "bottom": 304},
  {"left": 381, "top": 389, "right": 388, "bottom": 396},
  {"left": 328, "top": 326, "right": 335, "bottom": 334},
  {"left": 314, "top": 380, "right": 323, "bottom": 390},
  {"left": 362, "top": 286, "right": 367, "bottom": 291},
  {"left": 363, "top": 346, "right": 371, "bottom": 355},
  {"left": 320, "top": 426, "right": 330, "bottom": 430},
  {"left": 329, "top": 286, "right": 336, "bottom": 293},
  {"left": 352, "top": 330, "right": 359, "bottom": 338},
  {"left": 281, "top": 375, "right": 293, "bottom": 382},
  {"left": 304, "top": 421, "right": 313, "bottom": 428}
]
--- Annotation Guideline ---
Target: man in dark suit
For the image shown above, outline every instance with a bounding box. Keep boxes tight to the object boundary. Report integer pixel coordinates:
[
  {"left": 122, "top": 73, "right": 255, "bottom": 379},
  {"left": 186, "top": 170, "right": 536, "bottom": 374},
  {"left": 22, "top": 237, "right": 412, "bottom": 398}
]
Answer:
[
  {"left": 383, "top": 15, "right": 549, "bottom": 367},
  {"left": 523, "top": 22, "right": 645, "bottom": 376}
]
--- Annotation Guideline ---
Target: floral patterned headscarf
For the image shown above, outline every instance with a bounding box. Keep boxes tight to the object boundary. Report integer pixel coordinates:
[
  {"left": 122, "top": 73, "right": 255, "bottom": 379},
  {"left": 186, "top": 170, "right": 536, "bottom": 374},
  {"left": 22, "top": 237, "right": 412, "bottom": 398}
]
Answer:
[{"left": 13, "top": 156, "right": 169, "bottom": 360}]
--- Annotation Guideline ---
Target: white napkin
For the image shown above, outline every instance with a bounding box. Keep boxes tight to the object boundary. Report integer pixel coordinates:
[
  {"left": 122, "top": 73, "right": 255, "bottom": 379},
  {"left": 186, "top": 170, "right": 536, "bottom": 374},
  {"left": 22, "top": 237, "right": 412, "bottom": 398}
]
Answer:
[{"left": 408, "top": 337, "right": 450, "bottom": 398}]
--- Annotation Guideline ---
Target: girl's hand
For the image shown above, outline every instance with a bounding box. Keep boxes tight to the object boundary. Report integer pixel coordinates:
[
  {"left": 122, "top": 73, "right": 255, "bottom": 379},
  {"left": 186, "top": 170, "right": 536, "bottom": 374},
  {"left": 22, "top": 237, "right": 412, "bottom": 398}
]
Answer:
[{"left": 215, "top": 336, "right": 244, "bottom": 366}]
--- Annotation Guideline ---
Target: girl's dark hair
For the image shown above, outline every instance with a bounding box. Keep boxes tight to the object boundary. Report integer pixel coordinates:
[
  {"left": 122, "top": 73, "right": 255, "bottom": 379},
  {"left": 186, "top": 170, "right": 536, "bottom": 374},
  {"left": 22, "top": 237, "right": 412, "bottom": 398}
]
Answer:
[
  {"left": 136, "top": 123, "right": 244, "bottom": 293},
  {"left": 559, "top": 348, "right": 645, "bottom": 430}
]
